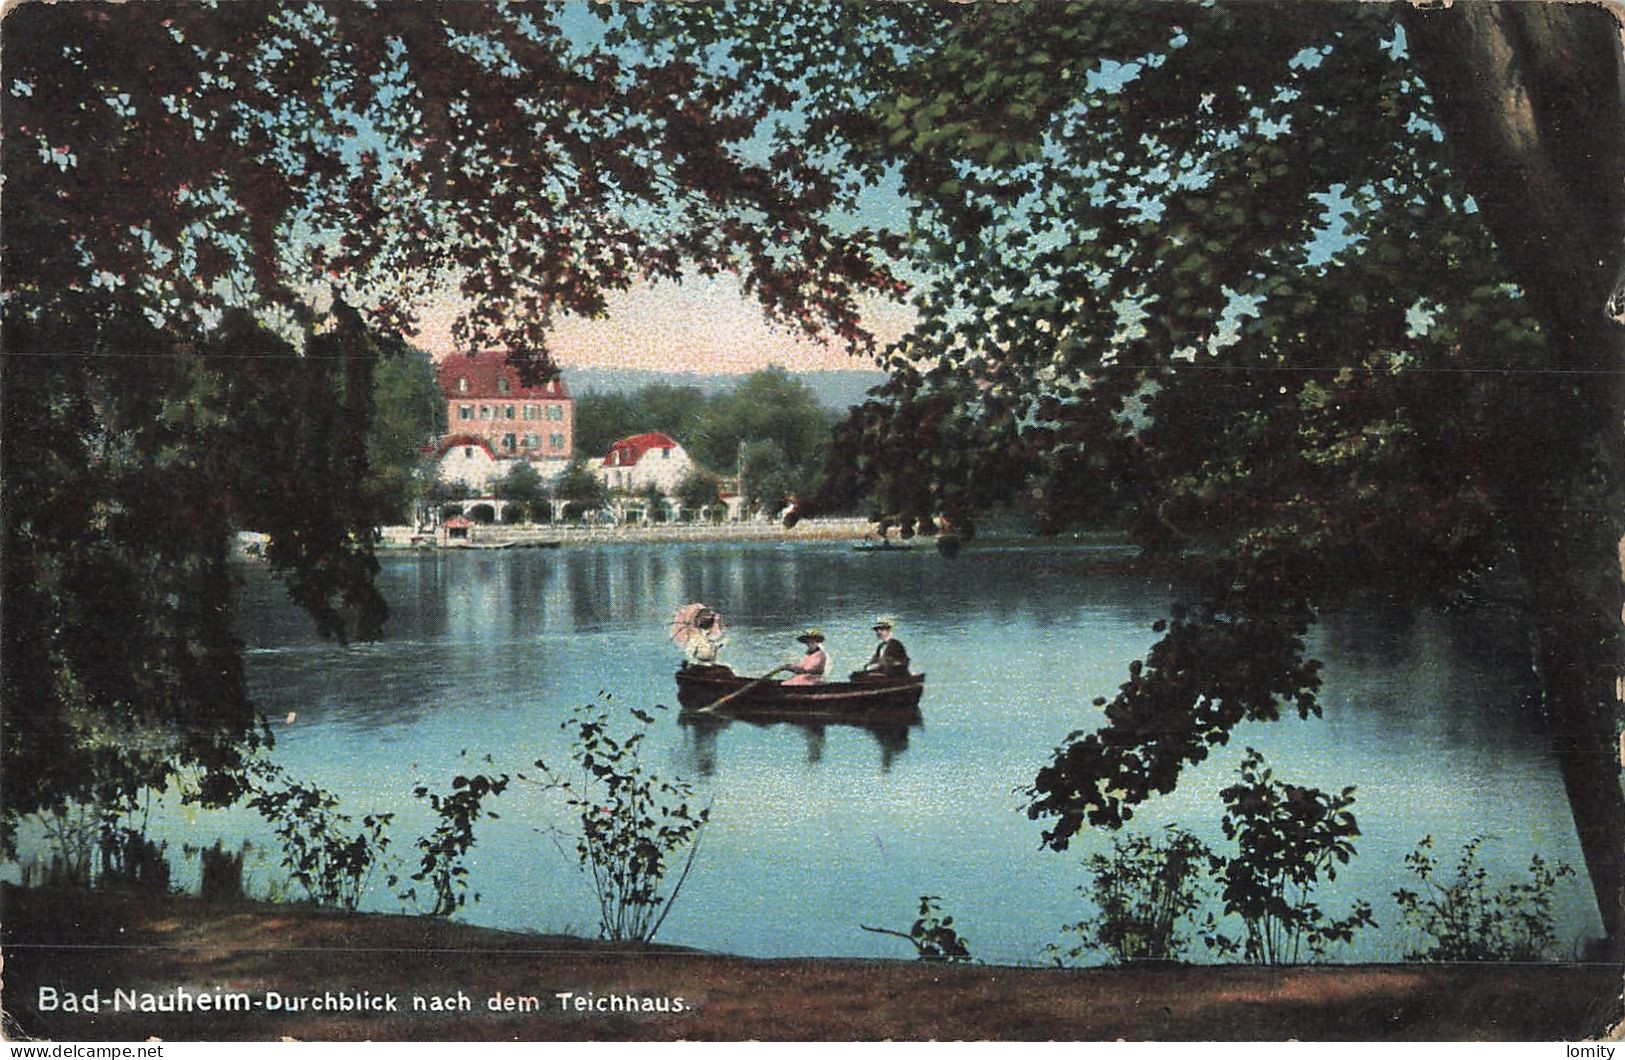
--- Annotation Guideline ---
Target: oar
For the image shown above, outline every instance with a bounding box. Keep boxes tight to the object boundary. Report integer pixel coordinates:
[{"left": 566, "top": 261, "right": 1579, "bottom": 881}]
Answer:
[{"left": 696, "top": 665, "right": 791, "bottom": 714}]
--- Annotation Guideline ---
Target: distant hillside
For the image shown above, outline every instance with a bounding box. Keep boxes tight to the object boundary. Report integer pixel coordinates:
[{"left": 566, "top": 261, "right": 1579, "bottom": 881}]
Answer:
[{"left": 560, "top": 368, "right": 887, "bottom": 410}]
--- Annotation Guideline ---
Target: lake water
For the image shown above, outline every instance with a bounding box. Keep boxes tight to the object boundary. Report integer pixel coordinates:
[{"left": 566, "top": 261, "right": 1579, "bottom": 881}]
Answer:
[{"left": 166, "top": 542, "right": 1605, "bottom": 962}]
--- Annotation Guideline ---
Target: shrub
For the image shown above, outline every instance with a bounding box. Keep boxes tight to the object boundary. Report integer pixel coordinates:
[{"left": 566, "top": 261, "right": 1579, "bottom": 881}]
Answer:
[
  {"left": 1393, "top": 834, "right": 1577, "bottom": 961},
  {"left": 1049, "top": 825, "right": 1220, "bottom": 965},
  {"left": 531, "top": 699, "right": 708, "bottom": 943},
  {"left": 98, "top": 826, "right": 171, "bottom": 892},
  {"left": 862, "top": 895, "right": 972, "bottom": 962},
  {"left": 32, "top": 804, "right": 99, "bottom": 888},
  {"left": 246, "top": 760, "right": 395, "bottom": 910},
  {"left": 406, "top": 754, "right": 510, "bottom": 916},
  {"left": 1212, "top": 748, "right": 1376, "bottom": 964},
  {"left": 191, "top": 840, "right": 250, "bottom": 902},
  {"left": 31, "top": 794, "right": 169, "bottom": 892}
]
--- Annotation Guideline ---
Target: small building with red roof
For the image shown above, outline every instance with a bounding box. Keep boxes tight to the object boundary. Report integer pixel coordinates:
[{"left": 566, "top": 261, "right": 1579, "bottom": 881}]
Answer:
[
  {"left": 434, "top": 351, "right": 573, "bottom": 489},
  {"left": 437, "top": 514, "right": 474, "bottom": 545},
  {"left": 596, "top": 431, "right": 695, "bottom": 496}
]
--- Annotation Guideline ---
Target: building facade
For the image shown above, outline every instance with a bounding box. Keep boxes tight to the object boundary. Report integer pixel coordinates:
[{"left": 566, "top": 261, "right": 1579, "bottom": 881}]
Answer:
[
  {"left": 434, "top": 433, "right": 502, "bottom": 490},
  {"left": 595, "top": 432, "right": 695, "bottom": 495},
  {"left": 435, "top": 351, "right": 573, "bottom": 489}
]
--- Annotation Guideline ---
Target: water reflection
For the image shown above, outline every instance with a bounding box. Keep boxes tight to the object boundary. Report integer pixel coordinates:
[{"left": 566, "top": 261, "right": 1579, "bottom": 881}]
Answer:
[
  {"left": 677, "top": 712, "right": 916, "bottom": 775},
  {"left": 239, "top": 542, "right": 1183, "bottom": 650}
]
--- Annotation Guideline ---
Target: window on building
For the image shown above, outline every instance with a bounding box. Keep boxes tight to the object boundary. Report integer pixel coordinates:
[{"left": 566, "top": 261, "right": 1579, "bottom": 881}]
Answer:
[
  {"left": 661, "top": 448, "right": 670, "bottom": 459},
  {"left": 459, "top": 405, "right": 473, "bottom": 420},
  {"left": 523, "top": 405, "right": 536, "bottom": 419},
  {"left": 505, "top": 405, "right": 515, "bottom": 419},
  {"left": 524, "top": 434, "right": 540, "bottom": 448},
  {"left": 547, "top": 405, "right": 563, "bottom": 421},
  {"left": 480, "top": 406, "right": 491, "bottom": 419},
  {"left": 497, "top": 377, "right": 509, "bottom": 393},
  {"left": 502, "top": 434, "right": 517, "bottom": 451},
  {"left": 457, "top": 378, "right": 468, "bottom": 392},
  {"left": 463, "top": 447, "right": 473, "bottom": 459},
  {"left": 549, "top": 433, "right": 564, "bottom": 449}
]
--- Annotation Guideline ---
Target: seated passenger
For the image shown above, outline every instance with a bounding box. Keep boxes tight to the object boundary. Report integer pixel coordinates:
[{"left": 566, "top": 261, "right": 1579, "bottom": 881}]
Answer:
[
  {"left": 683, "top": 609, "right": 731, "bottom": 673},
  {"left": 782, "top": 628, "right": 829, "bottom": 686},
  {"left": 853, "top": 615, "right": 910, "bottom": 680}
]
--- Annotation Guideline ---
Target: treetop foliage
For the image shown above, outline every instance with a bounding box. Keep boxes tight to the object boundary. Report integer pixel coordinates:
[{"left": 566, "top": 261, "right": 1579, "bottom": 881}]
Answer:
[
  {"left": 574, "top": 366, "right": 834, "bottom": 512},
  {"left": 5, "top": 2, "right": 901, "bottom": 372}
]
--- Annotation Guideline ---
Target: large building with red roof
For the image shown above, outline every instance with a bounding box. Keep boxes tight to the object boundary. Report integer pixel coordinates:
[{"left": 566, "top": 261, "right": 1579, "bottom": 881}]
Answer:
[{"left": 434, "top": 351, "right": 573, "bottom": 488}]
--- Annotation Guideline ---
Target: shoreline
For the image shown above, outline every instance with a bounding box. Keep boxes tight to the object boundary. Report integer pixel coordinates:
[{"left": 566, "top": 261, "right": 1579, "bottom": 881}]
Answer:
[
  {"left": 383, "top": 516, "right": 879, "bottom": 548},
  {"left": 4, "top": 884, "right": 1620, "bottom": 1042},
  {"left": 367, "top": 520, "right": 1133, "bottom": 550},
  {"left": 235, "top": 522, "right": 1138, "bottom": 557}
]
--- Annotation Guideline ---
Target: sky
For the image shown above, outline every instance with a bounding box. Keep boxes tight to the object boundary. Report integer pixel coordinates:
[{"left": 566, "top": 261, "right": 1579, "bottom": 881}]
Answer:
[{"left": 413, "top": 271, "right": 917, "bottom": 374}]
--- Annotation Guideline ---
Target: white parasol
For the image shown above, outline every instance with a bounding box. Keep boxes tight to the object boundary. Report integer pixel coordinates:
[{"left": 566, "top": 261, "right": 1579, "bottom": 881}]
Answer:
[{"left": 669, "top": 602, "right": 725, "bottom": 649}]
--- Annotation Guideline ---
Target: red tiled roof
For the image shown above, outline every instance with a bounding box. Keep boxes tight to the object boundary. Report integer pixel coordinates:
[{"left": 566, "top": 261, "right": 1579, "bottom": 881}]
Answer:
[
  {"left": 601, "top": 432, "right": 680, "bottom": 468},
  {"left": 436, "top": 434, "right": 496, "bottom": 459},
  {"left": 437, "top": 351, "right": 572, "bottom": 400}
]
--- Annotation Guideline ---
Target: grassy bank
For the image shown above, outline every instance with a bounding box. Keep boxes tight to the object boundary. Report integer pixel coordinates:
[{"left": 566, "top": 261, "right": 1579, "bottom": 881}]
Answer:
[{"left": 2, "top": 885, "right": 1619, "bottom": 1041}]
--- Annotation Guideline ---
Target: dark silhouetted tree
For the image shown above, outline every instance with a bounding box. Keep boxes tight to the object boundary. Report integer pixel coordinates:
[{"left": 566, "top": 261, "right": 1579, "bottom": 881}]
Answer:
[{"left": 493, "top": 461, "right": 548, "bottom": 524}]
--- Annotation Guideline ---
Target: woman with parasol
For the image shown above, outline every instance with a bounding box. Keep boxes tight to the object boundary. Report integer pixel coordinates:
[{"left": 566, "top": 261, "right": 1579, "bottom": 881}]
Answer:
[{"left": 670, "top": 603, "right": 731, "bottom": 673}]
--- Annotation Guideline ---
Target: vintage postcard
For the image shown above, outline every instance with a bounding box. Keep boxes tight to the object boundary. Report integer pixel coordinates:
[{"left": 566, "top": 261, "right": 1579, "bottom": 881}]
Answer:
[{"left": 2, "top": 0, "right": 1622, "bottom": 1045}]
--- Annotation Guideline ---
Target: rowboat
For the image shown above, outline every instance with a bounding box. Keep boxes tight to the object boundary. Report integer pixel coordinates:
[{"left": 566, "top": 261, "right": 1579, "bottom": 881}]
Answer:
[{"left": 674, "top": 666, "right": 925, "bottom": 721}]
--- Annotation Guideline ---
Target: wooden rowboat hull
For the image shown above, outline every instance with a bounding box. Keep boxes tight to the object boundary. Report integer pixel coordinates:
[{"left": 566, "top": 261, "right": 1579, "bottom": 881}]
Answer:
[{"left": 675, "top": 667, "right": 924, "bottom": 721}]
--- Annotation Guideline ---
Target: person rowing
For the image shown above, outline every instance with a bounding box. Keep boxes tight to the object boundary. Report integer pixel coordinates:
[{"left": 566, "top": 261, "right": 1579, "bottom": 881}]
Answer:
[{"left": 782, "top": 628, "right": 829, "bottom": 686}]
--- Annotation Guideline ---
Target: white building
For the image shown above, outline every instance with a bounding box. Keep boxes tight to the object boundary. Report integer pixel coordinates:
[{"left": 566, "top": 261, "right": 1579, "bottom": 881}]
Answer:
[
  {"left": 435, "top": 433, "right": 568, "bottom": 493},
  {"left": 436, "top": 434, "right": 501, "bottom": 491},
  {"left": 595, "top": 432, "right": 696, "bottom": 495}
]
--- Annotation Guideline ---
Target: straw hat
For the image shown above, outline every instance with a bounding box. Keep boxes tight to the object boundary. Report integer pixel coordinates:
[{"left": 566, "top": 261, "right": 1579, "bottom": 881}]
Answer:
[
  {"left": 796, "top": 628, "right": 825, "bottom": 644},
  {"left": 872, "top": 615, "right": 897, "bottom": 631}
]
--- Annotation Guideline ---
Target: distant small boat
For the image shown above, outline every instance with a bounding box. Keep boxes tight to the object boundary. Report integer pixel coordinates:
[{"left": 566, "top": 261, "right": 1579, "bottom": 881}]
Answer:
[
  {"left": 852, "top": 540, "right": 911, "bottom": 552},
  {"left": 675, "top": 667, "right": 924, "bottom": 721},
  {"left": 454, "top": 540, "right": 518, "bottom": 550}
]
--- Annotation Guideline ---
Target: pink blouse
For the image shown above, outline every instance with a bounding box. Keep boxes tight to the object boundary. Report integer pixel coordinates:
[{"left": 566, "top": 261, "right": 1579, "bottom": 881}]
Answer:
[{"left": 783, "top": 647, "right": 828, "bottom": 686}]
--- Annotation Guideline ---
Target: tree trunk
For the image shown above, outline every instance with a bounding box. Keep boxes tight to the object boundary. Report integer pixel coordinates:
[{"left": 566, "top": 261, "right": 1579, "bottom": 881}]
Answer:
[
  {"left": 1403, "top": 2, "right": 1625, "bottom": 947},
  {"left": 1504, "top": 470, "right": 1625, "bottom": 946},
  {"left": 1402, "top": 3, "right": 1625, "bottom": 352}
]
